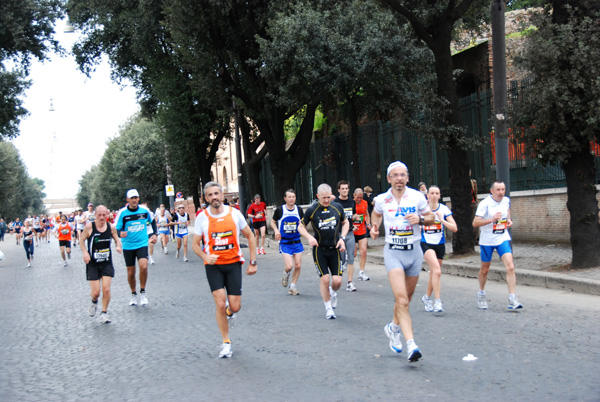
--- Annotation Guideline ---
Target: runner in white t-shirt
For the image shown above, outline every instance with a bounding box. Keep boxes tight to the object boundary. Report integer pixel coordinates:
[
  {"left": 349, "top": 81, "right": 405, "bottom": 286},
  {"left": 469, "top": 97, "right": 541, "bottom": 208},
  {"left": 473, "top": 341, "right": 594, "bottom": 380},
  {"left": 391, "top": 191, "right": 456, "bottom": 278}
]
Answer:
[
  {"left": 419, "top": 185, "right": 457, "bottom": 313},
  {"left": 371, "top": 161, "right": 434, "bottom": 363},
  {"left": 472, "top": 181, "right": 523, "bottom": 310}
]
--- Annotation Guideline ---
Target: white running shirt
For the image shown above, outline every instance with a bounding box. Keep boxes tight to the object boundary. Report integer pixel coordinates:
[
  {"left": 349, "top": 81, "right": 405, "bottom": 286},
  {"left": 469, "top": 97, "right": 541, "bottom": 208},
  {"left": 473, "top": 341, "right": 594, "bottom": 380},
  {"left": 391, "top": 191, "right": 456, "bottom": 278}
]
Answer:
[
  {"left": 475, "top": 194, "right": 512, "bottom": 246},
  {"left": 373, "top": 187, "right": 430, "bottom": 247}
]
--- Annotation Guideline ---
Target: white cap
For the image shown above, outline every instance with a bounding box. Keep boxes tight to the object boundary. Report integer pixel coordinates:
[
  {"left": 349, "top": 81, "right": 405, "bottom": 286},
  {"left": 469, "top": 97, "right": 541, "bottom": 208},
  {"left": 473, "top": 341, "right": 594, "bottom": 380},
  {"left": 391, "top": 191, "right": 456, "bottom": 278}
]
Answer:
[
  {"left": 126, "top": 189, "right": 140, "bottom": 198},
  {"left": 387, "top": 161, "right": 408, "bottom": 176}
]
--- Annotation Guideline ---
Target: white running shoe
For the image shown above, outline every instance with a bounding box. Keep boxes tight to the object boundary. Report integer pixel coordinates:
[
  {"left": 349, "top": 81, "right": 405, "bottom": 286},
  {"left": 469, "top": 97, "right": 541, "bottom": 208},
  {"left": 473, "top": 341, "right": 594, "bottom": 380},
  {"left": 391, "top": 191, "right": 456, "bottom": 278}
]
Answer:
[
  {"left": 282, "top": 271, "right": 291, "bottom": 287},
  {"left": 149, "top": 256, "right": 155, "bottom": 265},
  {"left": 27, "top": 262, "right": 31, "bottom": 267},
  {"left": 164, "top": 247, "right": 168, "bottom": 255},
  {"left": 129, "top": 294, "right": 138, "bottom": 306},
  {"left": 288, "top": 287, "right": 300, "bottom": 296},
  {"left": 433, "top": 299, "right": 444, "bottom": 313},
  {"left": 225, "top": 299, "right": 236, "bottom": 320},
  {"left": 384, "top": 323, "right": 403, "bottom": 353},
  {"left": 176, "top": 250, "right": 180, "bottom": 259},
  {"left": 330, "top": 289, "right": 338, "bottom": 309},
  {"left": 219, "top": 342, "right": 233, "bottom": 358},
  {"left": 407, "top": 341, "right": 422, "bottom": 362},
  {"left": 89, "top": 302, "right": 97, "bottom": 317},
  {"left": 508, "top": 296, "right": 523, "bottom": 310},
  {"left": 358, "top": 272, "right": 370, "bottom": 281},
  {"left": 421, "top": 295, "right": 434, "bottom": 312},
  {"left": 326, "top": 307, "right": 336, "bottom": 319},
  {"left": 63, "top": 261, "right": 68, "bottom": 267},
  {"left": 140, "top": 292, "right": 148, "bottom": 306},
  {"left": 184, "top": 257, "right": 189, "bottom": 262},
  {"left": 100, "top": 313, "right": 111, "bottom": 324},
  {"left": 477, "top": 292, "right": 488, "bottom": 310},
  {"left": 346, "top": 282, "right": 357, "bottom": 292}
]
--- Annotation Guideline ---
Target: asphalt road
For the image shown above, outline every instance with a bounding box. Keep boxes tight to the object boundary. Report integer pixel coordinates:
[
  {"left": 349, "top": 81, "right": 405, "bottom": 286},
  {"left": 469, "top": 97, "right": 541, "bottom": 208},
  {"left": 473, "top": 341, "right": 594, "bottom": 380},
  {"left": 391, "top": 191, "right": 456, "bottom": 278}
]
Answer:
[{"left": 1, "top": 235, "right": 599, "bottom": 402}]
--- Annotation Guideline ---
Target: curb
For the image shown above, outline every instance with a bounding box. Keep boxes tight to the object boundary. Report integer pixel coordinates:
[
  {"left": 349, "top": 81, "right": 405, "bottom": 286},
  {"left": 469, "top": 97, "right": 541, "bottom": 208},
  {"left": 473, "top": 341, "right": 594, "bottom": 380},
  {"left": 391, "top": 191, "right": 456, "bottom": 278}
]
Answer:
[{"left": 367, "top": 253, "right": 600, "bottom": 296}]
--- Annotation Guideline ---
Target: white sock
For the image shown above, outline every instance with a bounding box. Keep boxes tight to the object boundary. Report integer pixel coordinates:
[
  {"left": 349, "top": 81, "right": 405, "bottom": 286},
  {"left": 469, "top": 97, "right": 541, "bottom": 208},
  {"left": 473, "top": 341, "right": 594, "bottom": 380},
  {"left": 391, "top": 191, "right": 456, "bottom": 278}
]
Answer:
[
  {"left": 391, "top": 323, "right": 401, "bottom": 333},
  {"left": 407, "top": 339, "right": 415, "bottom": 347},
  {"left": 324, "top": 301, "right": 332, "bottom": 309},
  {"left": 359, "top": 270, "right": 364, "bottom": 275},
  {"left": 509, "top": 294, "right": 516, "bottom": 299},
  {"left": 290, "top": 283, "right": 296, "bottom": 289}
]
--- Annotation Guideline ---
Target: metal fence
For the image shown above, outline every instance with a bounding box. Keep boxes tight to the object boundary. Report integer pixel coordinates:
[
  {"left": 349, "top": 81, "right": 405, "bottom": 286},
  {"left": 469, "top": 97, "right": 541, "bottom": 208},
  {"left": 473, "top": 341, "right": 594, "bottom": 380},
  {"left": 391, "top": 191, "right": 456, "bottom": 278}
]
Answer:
[{"left": 258, "top": 78, "right": 599, "bottom": 205}]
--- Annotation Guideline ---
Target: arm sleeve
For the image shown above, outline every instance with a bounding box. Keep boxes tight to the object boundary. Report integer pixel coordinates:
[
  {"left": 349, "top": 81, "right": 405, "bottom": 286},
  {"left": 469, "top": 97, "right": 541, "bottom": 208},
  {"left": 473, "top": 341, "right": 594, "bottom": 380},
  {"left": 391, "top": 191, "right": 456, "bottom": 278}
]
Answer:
[
  {"left": 272, "top": 206, "right": 282, "bottom": 222},
  {"left": 298, "top": 206, "right": 304, "bottom": 219}
]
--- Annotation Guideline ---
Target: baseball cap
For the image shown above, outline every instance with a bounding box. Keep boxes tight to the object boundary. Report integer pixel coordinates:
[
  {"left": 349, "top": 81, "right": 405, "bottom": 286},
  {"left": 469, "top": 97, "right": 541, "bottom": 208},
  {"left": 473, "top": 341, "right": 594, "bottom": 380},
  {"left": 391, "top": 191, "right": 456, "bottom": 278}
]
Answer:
[
  {"left": 87, "top": 203, "right": 93, "bottom": 207},
  {"left": 126, "top": 189, "right": 140, "bottom": 198},
  {"left": 387, "top": 161, "right": 408, "bottom": 176}
]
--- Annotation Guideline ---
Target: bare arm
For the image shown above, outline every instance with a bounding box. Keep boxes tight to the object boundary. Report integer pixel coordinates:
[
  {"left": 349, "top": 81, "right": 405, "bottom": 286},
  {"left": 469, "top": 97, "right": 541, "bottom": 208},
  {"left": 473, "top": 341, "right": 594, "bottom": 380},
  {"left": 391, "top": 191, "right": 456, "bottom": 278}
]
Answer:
[
  {"left": 270, "top": 218, "right": 281, "bottom": 241},
  {"left": 370, "top": 211, "right": 383, "bottom": 239},
  {"left": 111, "top": 224, "right": 122, "bottom": 253},
  {"left": 439, "top": 213, "right": 458, "bottom": 233},
  {"left": 241, "top": 225, "right": 257, "bottom": 275},
  {"left": 80, "top": 223, "right": 93, "bottom": 264}
]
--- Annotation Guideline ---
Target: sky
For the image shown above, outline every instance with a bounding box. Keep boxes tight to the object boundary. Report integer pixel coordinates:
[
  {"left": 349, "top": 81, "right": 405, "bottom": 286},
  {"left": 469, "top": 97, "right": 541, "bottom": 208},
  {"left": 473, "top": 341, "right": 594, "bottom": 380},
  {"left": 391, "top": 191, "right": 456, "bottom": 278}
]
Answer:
[{"left": 11, "top": 19, "right": 140, "bottom": 200}]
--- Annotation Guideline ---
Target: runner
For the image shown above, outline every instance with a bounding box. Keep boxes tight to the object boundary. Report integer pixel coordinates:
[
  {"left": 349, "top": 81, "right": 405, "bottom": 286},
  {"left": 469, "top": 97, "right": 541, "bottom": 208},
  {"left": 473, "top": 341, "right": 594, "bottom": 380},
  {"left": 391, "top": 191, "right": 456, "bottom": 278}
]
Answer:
[
  {"left": 171, "top": 204, "right": 190, "bottom": 262},
  {"left": 472, "top": 181, "right": 523, "bottom": 310},
  {"left": 83, "top": 203, "right": 96, "bottom": 225},
  {"left": 142, "top": 203, "right": 156, "bottom": 265},
  {"left": 12, "top": 217, "right": 23, "bottom": 245},
  {"left": 270, "top": 189, "right": 304, "bottom": 296},
  {"left": 43, "top": 215, "right": 53, "bottom": 243},
  {"left": 297, "top": 183, "right": 349, "bottom": 319},
  {"left": 80, "top": 205, "right": 122, "bottom": 323},
  {"left": 247, "top": 194, "right": 267, "bottom": 255},
  {"left": 371, "top": 161, "right": 434, "bottom": 362},
  {"left": 335, "top": 180, "right": 358, "bottom": 292},
  {"left": 420, "top": 185, "right": 457, "bottom": 313},
  {"left": 32, "top": 214, "right": 42, "bottom": 246},
  {"left": 22, "top": 219, "right": 35, "bottom": 267},
  {"left": 55, "top": 214, "right": 73, "bottom": 267},
  {"left": 115, "top": 189, "right": 158, "bottom": 307},
  {"left": 75, "top": 210, "right": 86, "bottom": 246},
  {"left": 192, "top": 181, "right": 257, "bottom": 358},
  {"left": 155, "top": 205, "right": 171, "bottom": 254},
  {"left": 67, "top": 213, "right": 77, "bottom": 247},
  {"left": 353, "top": 188, "right": 371, "bottom": 282}
]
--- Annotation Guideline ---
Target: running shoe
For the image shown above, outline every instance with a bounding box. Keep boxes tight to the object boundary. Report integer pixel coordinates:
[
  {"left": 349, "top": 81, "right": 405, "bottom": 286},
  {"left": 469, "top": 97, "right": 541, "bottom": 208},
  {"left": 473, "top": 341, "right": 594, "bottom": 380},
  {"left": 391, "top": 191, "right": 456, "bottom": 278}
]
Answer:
[
  {"left": 384, "top": 323, "right": 403, "bottom": 353},
  {"left": 149, "top": 256, "right": 155, "bottom": 265},
  {"left": 63, "top": 261, "right": 68, "bottom": 267},
  {"left": 164, "top": 247, "right": 168, "bottom": 255},
  {"left": 176, "top": 250, "right": 179, "bottom": 259},
  {"left": 508, "top": 296, "right": 523, "bottom": 310},
  {"left": 260, "top": 248, "right": 266, "bottom": 255},
  {"left": 421, "top": 295, "right": 434, "bottom": 312},
  {"left": 27, "top": 262, "right": 31, "bottom": 267},
  {"left": 358, "top": 272, "right": 370, "bottom": 281},
  {"left": 288, "top": 287, "right": 300, "bottom": 296},
  {"left": 140, "top": 292, "right": 148, "bottom": 306},
  {"left": 282, "top": 271, "right": 291, "bottom": 287},
  {"left": 225, "top": 300, "right": 236, "bottom": 320},
  {"left": 89, "top": 302, "right": 97, "bottom": 317},
  {"left": 100, "top": 313, "right": 111, "bottom": 324},
  {"left": 340, "top": 262, "right": 347, "bottom": 273},
  {"left": 184, "top": 257, "right": 189, "bottom": 262},
  {"left": 407, "top": 342, "right": 422, "bottom": 362},
  {"left": 346, "top": 282, "right": 357, "bottom": 292},
  {"left": 433, "top": 299, "right": 444, "bottom": 313},
  {"left": 129, "top": 294, "right": 138, "bottom": 306},
  {"left": 219, "top": 342, "right": 233, "bottom": 358},
  {"left": 477, "top": 292, "right": 488, "bottom": 310},
  {"left": 330, "top": 289, "right": 338, "bottom": 309},
  {"left": 326, "top": 307, "right": 336, "bottom": 319}
]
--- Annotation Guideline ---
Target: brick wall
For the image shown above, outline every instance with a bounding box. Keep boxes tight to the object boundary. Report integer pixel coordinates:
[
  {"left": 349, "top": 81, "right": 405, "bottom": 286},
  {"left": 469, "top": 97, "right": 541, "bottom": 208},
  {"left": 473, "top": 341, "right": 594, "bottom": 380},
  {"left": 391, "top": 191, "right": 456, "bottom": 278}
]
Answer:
[{"left": 447, "top": 186, "right": 600, "bottom": 244}]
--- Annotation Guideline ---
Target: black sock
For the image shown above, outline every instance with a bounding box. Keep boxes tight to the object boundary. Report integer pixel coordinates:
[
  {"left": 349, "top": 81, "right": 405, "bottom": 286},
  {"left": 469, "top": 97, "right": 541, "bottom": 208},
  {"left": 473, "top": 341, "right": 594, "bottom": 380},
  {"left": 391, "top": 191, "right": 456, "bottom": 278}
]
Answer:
[
  {"left": 101, "top": 311, "right": 107, "bottom": 314},
  {"left": 140, "top": 288, "right": 145, "bottom": 293},
  {"left": 92, "top": 299, "right": 98, "bottom": 304},
  {"left": 132, "top": 291, "right": 137, "bottom": 295}
]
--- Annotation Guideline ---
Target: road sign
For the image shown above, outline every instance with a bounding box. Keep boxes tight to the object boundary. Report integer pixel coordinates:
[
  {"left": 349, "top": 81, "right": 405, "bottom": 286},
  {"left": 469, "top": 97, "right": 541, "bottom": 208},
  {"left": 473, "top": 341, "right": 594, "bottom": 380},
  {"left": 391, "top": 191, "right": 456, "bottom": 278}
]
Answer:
[
  {"left": 165, "top": 185, "right": 175, "bottom": 196},
  {"left": 176, "top": 192, "right": 183, "bottom": 199}
]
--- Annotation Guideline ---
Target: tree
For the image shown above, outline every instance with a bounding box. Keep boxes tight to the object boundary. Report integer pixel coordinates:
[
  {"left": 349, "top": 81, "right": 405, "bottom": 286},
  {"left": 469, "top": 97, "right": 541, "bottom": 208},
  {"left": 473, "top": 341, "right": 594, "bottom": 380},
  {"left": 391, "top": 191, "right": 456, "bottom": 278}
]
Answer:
[
  {"left": 0, "top": 0, "right": 63, "bottom": 139},
  {"left": 68, "top": 0, "right": 229, "bottom": 208},
  {"left": 514, "top": 1, "right": 600, "bottom": 268},
  {"left": 0, "top": 142, "right": 45, "bottom": 218},
  {"left": 257, "top": 0, "right": 436, "bottom": 189},
  {"left": 76, "top": 165, "right": 98, "bottom": 211},
  {"left": 165, "top": 0, "right": 318, "bottom": 200},
  {"left": 378, "top": 0, "right": 489, "bottom": 255}
]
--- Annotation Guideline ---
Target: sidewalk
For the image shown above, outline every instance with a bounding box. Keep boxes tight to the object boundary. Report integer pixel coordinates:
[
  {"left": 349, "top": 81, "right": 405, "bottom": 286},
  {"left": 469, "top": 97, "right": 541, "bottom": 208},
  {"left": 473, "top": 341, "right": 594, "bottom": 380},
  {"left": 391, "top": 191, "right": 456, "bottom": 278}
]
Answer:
[{"left": 265, "top": 236, "right": 600, "bottom": 296}]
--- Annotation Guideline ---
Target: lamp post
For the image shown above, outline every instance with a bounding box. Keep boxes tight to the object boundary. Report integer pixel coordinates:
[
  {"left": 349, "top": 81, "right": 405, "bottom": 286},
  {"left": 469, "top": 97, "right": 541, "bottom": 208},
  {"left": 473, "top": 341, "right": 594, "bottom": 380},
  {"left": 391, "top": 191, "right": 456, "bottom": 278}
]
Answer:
[
  {"left": 491, "top": 0, "right": 510, "bottom": 196},
  {"left": 233, "top": 98, "right": 246, "bottom": 214}
]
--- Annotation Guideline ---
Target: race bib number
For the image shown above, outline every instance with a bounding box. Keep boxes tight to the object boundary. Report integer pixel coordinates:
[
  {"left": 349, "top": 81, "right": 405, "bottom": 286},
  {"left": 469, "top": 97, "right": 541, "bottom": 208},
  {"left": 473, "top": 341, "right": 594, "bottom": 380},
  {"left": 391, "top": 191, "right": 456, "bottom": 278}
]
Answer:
[
  {"left": 283, "top": 222, "right": 297, "bottom": 234},
  {"left": 389, "top": 228, "right": 413, "bottom": 245},
  {"left": 94, "top": 248, "right": 110, "bottom": 261},
  {"left": 423, "top": 223, "right": 442, "bottom": 234},
  {"left": 493, "top": 219, "right": 507, "bottom": 234},
  {"left": 61, "top": 229, "right": 70, "bottom": 235},
  {"left": 255, "top": 211, "right": 264, "bottom": 219}
]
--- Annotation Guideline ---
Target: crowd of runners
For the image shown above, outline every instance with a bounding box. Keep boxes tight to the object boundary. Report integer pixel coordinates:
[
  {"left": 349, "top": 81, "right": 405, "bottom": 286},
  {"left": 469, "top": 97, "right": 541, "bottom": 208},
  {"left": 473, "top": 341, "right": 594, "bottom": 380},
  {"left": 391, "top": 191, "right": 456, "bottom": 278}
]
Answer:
[{"left": 0, "top": 160, "right": 524, "bottom": 362}]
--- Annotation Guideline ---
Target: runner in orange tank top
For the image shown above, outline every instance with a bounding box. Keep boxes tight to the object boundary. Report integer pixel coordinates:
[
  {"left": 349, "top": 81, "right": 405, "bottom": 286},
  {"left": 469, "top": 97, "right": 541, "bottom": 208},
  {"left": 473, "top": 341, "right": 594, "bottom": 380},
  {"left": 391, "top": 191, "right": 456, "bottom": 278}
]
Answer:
[{"left": 193, "top": 181, "right": 257, "bottom": 359}]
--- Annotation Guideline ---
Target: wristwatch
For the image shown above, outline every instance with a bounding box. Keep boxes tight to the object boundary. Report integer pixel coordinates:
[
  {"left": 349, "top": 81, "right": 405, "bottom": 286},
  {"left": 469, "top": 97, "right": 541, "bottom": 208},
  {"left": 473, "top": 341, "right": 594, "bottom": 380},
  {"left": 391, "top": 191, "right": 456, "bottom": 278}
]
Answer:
[
  {"left": 341, "top": 236, "right": 346, "bottom": 241},
  {"left": 419, "top": 216, "right": 425, "bottom": 225},
  {"left": 250, "top": 259, "right": 257, "bottom": 265}
]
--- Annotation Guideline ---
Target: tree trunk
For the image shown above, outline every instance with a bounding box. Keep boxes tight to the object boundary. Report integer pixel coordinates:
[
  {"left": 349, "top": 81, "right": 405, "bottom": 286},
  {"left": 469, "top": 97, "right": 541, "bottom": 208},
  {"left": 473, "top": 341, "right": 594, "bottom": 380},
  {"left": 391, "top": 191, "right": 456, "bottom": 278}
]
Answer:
[
  {"left": 564, "top": 146, "right": 600, "bottom": 268},
  {"left": 432, "top": 39, "right": 475, "bottom": 255},
  {"left": 347, "top": 97, "right": 362, "bottom": 189}
]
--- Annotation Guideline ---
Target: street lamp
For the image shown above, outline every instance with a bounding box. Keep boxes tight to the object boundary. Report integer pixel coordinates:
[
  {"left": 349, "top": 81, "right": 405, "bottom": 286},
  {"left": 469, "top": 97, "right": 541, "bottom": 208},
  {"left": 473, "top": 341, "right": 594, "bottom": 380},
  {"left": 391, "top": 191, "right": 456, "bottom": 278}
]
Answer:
[{"left": 64, "top": 19, "right": 75, "bottom": 33}]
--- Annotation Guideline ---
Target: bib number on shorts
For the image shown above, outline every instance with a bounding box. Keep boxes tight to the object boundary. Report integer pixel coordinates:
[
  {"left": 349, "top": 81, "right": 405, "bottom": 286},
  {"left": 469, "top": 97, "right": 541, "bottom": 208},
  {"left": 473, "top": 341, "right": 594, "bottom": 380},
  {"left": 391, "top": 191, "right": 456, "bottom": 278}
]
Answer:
[{"left": 389, "top": 243, "right": 413, "bottom": 251}]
